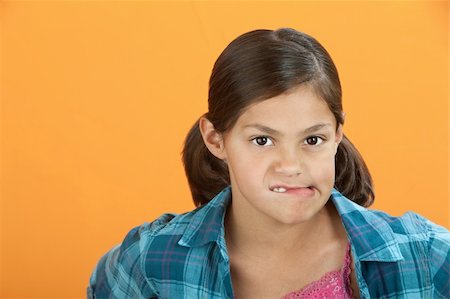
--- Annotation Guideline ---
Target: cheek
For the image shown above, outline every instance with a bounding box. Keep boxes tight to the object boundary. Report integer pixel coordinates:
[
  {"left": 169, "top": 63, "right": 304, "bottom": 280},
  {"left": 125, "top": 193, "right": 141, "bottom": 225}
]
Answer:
[
  {"left": 308, "top": 151, "right": 336, "bottom": 183},
  {"left": 227, "top": 150, "right": 269, "bottom": 184},
  {"left": 230, "top": 152, "right": 268, "bottom": 176}
]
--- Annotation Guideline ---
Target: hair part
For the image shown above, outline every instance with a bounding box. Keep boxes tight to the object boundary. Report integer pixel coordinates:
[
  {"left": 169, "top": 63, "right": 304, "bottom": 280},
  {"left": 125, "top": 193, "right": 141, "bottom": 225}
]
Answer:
[{"left": 182, "top": 28, "right": 374, "bottom": 207}]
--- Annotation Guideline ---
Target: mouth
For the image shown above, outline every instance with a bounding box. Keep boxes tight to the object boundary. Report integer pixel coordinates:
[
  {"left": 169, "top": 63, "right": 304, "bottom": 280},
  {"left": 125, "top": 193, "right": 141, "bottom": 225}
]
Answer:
[{"left": 270, "top": 185, "right": 315, "bottom": 196}]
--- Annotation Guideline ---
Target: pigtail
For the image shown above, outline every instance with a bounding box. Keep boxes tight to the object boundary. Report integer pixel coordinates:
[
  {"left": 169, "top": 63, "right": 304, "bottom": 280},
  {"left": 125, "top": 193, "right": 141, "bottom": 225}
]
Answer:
[
  {"left": 182, "top": 118, "right": 230, "bottom": 207},
  {"left": 335, "top": 134, "right": 374, "bottom": 207}
]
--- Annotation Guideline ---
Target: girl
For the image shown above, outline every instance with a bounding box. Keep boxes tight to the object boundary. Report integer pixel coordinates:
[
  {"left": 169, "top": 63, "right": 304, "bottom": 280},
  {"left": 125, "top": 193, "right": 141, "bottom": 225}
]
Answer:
[{"left": 87, "top": 28, "right": 449, "bottom": 298}]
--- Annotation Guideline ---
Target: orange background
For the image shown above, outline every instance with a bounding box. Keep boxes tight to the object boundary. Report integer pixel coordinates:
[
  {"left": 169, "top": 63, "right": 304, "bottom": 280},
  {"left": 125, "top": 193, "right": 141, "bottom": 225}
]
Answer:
[{"left": 1, "top": 1, "right": 448, "bottom": 298}]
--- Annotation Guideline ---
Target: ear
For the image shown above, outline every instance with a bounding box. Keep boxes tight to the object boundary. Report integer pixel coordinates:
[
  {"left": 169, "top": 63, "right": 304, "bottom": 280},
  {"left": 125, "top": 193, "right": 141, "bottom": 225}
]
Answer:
[
  {"left": 334, "top": 124, "right": 343, "bottom": 154},
  {"left": 198, "top": 117, "right": 227, "bottom": 160}
]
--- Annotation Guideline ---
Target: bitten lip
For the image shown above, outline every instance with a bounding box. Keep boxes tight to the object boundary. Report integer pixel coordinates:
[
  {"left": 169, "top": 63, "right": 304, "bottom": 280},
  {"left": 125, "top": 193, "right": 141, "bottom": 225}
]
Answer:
[{"left": 269, "top": 184, "right": 312, "bottom": 191}]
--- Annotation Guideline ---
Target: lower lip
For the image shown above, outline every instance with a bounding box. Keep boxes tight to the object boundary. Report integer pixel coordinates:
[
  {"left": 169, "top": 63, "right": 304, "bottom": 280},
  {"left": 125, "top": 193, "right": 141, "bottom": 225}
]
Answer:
[{"left": 275, "top": 187, "right": 315, "bottom": 197}]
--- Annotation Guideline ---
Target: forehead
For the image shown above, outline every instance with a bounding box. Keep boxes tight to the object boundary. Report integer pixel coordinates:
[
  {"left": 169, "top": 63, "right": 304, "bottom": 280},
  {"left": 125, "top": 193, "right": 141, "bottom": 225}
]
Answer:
[{"left": 235, "top": 85, "right": 336, "bottom": 129}]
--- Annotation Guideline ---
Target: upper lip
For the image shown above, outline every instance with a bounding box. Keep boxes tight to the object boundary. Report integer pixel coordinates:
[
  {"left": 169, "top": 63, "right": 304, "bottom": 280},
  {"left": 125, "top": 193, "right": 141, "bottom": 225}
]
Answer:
[{"left": 270, "top": 184, "right": 310, "bottom": 190}]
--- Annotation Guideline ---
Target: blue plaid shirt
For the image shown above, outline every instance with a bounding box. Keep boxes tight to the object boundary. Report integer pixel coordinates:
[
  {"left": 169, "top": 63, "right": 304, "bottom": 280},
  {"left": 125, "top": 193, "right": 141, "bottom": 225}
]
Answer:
[{"left": 88, "top": 186, "right": 450, "bottom": 298}]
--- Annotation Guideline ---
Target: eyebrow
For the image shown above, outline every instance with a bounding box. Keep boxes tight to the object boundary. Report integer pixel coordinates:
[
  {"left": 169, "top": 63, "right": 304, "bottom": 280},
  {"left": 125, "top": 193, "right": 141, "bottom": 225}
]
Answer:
[{"left": 242, "top": 123, "right": 333, "bottom": 136}]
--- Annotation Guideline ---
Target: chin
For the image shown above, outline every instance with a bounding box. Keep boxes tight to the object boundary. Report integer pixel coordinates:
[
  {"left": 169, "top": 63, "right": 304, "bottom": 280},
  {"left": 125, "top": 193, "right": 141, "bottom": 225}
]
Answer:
[{"left": 277, "top": 211, "right": 318, "bottom": 225}]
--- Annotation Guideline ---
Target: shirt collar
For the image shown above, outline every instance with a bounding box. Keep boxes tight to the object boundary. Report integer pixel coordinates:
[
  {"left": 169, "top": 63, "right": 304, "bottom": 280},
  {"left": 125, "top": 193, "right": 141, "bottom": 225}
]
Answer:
[
  {"left": 331, "top": 188, "right": 404, "bottom": 262},
  {"left": 179, "top": 186, "right": 404, "bottom": 262},
  {"left": 178, "top": 186, "right": 231, "bottom": 248}
]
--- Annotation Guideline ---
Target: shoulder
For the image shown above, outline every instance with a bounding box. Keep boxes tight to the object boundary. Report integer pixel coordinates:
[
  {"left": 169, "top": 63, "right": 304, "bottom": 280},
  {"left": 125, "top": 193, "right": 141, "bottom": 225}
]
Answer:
[
  {"left": 87, "top": 209, "right": 201, "bottom": 298},
  {"left": 378, "top": 209, "right": 450, "bottom": 263},
  {"left": 404, "top": 212, "right": 450, "bottom": 293},
  {"left": 362, "top": 208, "right": 449, "bottom": 247},
  {"left": 88, "top": 186, "right": 232, "bottom": 298},
  {"left": 118, "top": 206, "right": 206, "bottom": 262},
  {"left": 332, "top": 189, "right": 449, "bottom": 246},
  {"left": 332, "top": 190, "right": 449, "bottom": 297},
  {"left": 368, "top": 210, "right": 450, "bottom": 297},
  {"left": 342, "top": 198, "right": 450, "bottom": 256},
  {"left": 126, "top": 210, "right": 195, "bottom": 243}
]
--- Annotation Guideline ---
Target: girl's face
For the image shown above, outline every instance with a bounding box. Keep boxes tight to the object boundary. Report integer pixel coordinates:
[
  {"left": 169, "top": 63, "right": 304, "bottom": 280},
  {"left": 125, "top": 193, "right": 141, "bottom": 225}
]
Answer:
[{"left": 216, "top": 85, "right": 343, "bottom": 226}]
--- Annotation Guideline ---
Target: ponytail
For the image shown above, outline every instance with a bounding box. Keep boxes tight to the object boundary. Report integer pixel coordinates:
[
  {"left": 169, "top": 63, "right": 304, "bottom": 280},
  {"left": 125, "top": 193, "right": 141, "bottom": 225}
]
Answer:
[
  {"left": 182, "top": 118, "right": 230, "bottom": 207},
  {"left": 335, "top": 134, "right": 374, "bottom": 207}
]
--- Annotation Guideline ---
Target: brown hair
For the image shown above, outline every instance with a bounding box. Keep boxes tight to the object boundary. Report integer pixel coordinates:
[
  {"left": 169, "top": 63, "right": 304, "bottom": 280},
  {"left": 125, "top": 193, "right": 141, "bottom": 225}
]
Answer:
[{"left": 182, "top": 28, "right": 374, "bottom": 207}]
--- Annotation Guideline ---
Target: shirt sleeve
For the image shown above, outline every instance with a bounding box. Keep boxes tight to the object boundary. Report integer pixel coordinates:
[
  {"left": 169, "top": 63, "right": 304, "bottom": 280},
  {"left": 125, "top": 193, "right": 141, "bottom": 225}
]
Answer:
[
  {"left": 87, "top": 225, "right": 158, "bottom": 299},
  {"left": 424, "top": 218, "right": 450, "bottom": 298}
]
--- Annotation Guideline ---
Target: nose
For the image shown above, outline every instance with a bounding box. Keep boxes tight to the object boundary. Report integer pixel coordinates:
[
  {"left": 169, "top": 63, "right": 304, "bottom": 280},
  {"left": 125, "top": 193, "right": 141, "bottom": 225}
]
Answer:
[{"left": 274, "top": 147, "right": 303, "bottom": 176}]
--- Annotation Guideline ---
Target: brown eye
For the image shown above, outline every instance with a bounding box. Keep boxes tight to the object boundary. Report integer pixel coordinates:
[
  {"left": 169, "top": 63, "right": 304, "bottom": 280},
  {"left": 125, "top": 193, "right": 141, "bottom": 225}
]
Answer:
[
  {"left": 252, "top": 136, "right": 273, "bottom": 146},
  {"left": 305, "top": 136, "right": 323, "bottom": 146}
]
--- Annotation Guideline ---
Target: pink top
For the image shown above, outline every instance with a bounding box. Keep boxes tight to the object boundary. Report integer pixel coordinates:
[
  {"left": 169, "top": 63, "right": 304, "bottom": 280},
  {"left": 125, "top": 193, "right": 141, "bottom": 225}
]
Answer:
[{"left": 281, "top": 243, "right": 354, "bottom": 299}]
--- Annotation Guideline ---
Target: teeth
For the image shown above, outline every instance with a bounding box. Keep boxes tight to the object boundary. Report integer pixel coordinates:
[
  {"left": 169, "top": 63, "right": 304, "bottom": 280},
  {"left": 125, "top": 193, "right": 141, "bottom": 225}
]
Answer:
[{"left": 273, "top": 187, "right": 287, "bottom": 193}]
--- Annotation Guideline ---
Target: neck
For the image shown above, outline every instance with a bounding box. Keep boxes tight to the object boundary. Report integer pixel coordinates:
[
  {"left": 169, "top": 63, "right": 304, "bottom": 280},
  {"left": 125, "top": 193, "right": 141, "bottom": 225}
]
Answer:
[{"left": 224, "top": 200, "right": 342, "bottom": 259}]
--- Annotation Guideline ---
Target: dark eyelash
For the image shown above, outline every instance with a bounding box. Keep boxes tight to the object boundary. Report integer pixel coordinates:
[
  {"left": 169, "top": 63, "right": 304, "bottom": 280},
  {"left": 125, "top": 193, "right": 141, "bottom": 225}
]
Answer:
[
  {"left": 250, "top": 135, "right": 327, "bottom": 146},
  {"left": 251, "top": 136, "right": 273, "bottom": 145},
  {"left": 305, "top": 135, "right": 326, "bottom": 144},
  {"left": 308, "top": 134, "right": 326, "bottom": 139},
  {"left": 250, "top": 135, "right": 271, "bottom": 140}
]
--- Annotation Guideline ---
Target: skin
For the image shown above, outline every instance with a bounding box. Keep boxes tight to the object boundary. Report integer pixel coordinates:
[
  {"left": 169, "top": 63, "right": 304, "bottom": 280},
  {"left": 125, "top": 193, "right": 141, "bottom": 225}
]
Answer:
[
  {"left": 199, "top": 84, "right": 360, "bottom": 297},
  {"left": 200, "top": 84, "right": 343, "bottom": 231}
]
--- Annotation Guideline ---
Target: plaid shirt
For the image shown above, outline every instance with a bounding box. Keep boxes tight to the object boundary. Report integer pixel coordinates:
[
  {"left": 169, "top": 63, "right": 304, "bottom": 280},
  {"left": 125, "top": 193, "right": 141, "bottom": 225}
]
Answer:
[{"left": 87, "top": 186, "right": 450, "bottom": 298}]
